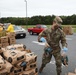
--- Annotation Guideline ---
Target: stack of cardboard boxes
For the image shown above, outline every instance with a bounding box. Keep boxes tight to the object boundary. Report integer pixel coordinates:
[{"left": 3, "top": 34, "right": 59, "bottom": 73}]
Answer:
[
  {"left": 0, "top": 36, "right": 9, "bottom": 48},
  {"left": 0, "top": 44, "right": 38, "bottom": 75},
  {"left": 0, "top": 32, "right": 38, "bottom": 75},
  {"left": 0, "top": 32, "right": 16, "bottom": 48},
  {"left": 6, "top": 32, "right": 16, "bottom": 45},
  {"left": 63, "top": 26, "right": 73, "bottom": 35},
  {"left": 0, "top": 55, "right": 14, "bottom": 75}
]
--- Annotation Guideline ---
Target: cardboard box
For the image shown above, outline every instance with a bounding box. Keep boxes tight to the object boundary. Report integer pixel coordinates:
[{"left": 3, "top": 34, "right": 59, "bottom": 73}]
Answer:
[
  {"left": 8, "top": 72, "right": 14, "bottom": 75},
  {"left": 0, "top": 60, "right": 14, "bottom": 74},
  {"left": 9, "top": 40, "right": 16, "bottom": 45},
  {"left": 8, "top": 37, "right": 15, "bottom": 41},
  {"left": 0, "top": 55, "right": 6, "bottom": 70},
  {"left": 20, "top": 68, "right": 38, "bottom": 75},
  {"left": 63, "top": 26, "right": 73, "bottom": 35},
  {"left": 8, "top": 37, "right": 16, "bottom": 45},
  {"left": 68, "top": 26, "right": 73, "bottom": 35},
  {"left": 16, "top": 61, "right": 37, "bottom": 71},
  {"left": 15, "top": 61, "right": 27, "bottom": 68},
  {"left": 35, "top": 73, "right": 38, "bottom": 75},
  {"left": 0, "top": 44, "right": 2, "bottom": 47},
  {"left": 2, "top": 43, "right": 9, "bottom": 48},
  {"left": 6, "top": 44, "right": 26, "bottom": 51},
  {"left": 13, "top": 67, "right": 23, "bottom": 75},
  {"left": 5, "top": 45, "right": 16, "bottom": 50},
  {"left": 63, "top": 26, "right": 69, "bottom": 35},
  {"left": 0, "top": 72, "right": 8, "bottom": 75},
  {"left": 25, "top": 62, "right": 37, "bottom": 71},
  {"left": 68, "top": 72, "right": 76, "bottom": 75},
  {"left": 13, "top": 44, "right": 26, "bottom": 51},
  {"left": 0, "top": 36, "right": 8, "bottom": 43},
  {"left": 5, "top": 60, "right": 14, "bottom": 73},
  {"left": 25, "top": 49, "right": 31, "bottom": 53},
  {"left": 25, "top": 52, "right": 37, "bottom": 65},
  {"left": 6, "top": 32, "right": 15, "bottom": 38},
  {"left": 3, "top": 50, "right": 26, "bottom": 65},
  {"left": 16, "top": 52, "right": 37, "bottom": 69},
  {"left": 0, "top": 46, "right": 3, "bottom": 53},
  {"left": 6, "top": 44, "right": 32, "bottom": 53}
]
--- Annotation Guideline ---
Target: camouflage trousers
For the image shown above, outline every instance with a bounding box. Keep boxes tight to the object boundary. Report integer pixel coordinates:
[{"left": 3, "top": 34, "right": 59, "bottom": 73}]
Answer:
[{"left": 41, "top": 50, "right": 62, "bottom": 75}]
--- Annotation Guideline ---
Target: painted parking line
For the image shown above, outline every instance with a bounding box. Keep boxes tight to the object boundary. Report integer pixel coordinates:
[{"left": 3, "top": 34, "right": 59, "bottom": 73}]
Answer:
[
  {"left": 50, "top": 60, "right": 66, "bottom": 68},
  {"left": 32, "top": 41, "right": 45, "bottom": 45},
  {"left": 66, "top": 38, "right": 72, "bottom": 40},
  {"left": 32, "top": 37, "right": 72, "bottom": 46}
]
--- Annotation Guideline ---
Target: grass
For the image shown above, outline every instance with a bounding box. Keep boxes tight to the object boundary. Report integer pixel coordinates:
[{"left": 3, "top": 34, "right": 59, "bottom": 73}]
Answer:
[{"left": 73, "top": 28, "right": 76, "bottom": 32}]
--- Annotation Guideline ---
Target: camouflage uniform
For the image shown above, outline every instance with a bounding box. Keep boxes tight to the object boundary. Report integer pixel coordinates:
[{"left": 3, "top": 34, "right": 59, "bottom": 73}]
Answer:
[{"left": 38, "top": 16, "right": 67, "bottom": 75}]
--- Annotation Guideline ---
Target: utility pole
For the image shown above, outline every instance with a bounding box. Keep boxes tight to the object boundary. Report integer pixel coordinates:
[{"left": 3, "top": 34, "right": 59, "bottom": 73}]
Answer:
[{"left": 24, "top": 0, "right": 28, "bottom": 29}]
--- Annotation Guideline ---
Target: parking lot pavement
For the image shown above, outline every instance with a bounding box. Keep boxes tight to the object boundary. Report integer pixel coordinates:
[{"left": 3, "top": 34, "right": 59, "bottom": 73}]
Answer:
[{"left": 16, "top": 33, "right": 76, "bottom": 75}]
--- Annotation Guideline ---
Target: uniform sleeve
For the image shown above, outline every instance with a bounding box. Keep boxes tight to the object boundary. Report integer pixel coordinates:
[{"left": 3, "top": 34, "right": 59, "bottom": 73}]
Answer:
[
  {"left": 39, "top": 30, "right": 47, "bottom": 37},
  {"left": 60, "top": 31, "right": 67, "bottom": 48},
  {"left": 38, "top": 29, "right": 48, "bottom": 42}
]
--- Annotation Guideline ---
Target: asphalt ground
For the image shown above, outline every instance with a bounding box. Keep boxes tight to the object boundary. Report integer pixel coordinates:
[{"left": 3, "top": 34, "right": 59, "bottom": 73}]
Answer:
[{"left": 16, "top": 32, "right": 76, "bottom": 75}]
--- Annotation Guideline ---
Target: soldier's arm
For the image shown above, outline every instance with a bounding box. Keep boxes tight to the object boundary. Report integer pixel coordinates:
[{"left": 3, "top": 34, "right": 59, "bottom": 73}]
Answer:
[
  {"left": 38, "top": 29, "right": 47, "bottom": 42},
  {"left": 60, "top": 31, "right": 67, "bottom": 48}
]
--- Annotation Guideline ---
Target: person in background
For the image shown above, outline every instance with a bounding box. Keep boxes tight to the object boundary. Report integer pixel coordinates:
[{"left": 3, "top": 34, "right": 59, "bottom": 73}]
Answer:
[
  {"left": 6, "top": 23, "right": 14, "bottom": 32},
  {"left": 0, "top": 26, "right": 3, "bottom": 31},
  {"left": 38, "top": 16, "right": 68, "bottom": 75},
  {"left": 0, "top": 24, "right": 4, "bottom": 31}
]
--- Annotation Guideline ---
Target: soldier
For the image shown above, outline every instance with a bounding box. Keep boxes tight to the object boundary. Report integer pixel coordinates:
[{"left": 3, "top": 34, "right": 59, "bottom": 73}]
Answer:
[{"left": 38, "top": 16, "right": 68, "bottom": 75}]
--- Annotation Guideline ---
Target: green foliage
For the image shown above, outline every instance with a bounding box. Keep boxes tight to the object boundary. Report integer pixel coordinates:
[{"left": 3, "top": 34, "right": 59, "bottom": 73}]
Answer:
[{"left": 1, "top": 14, "right": 76, "bottom": 25}]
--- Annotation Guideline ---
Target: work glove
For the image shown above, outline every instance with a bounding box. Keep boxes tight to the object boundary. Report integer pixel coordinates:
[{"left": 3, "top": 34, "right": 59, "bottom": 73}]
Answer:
[
  {"left": 62, "top": 47, "right": 68, "bottom": 52},
  {"left": 40, "top": 37, "right": 46, "bottom": 42},
  {"left": 44, "top": 47, "right": 52, "bottom": 53}
]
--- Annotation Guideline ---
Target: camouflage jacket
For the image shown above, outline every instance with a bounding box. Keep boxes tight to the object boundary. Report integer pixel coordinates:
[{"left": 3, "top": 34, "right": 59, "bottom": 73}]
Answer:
[{"left": 38, "top": 27, "right": 67, "bottom": 53}]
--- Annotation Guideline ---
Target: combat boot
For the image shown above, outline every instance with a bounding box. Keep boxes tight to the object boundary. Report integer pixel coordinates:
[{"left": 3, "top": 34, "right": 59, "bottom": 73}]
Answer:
[
  {"left": 57, "top": 73, "right": 61, "bottom": 75},
  {"left": 39, "top": 64, "right": 45, "bottom": 73},
  {"left": 57, "top": 72, "right": 61, "bottom": 75}
]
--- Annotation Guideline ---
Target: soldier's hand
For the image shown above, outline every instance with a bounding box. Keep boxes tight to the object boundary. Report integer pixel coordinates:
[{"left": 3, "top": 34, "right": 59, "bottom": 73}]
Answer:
[{"left": 62, "top": 47, "right": 68, "bottom": 52}]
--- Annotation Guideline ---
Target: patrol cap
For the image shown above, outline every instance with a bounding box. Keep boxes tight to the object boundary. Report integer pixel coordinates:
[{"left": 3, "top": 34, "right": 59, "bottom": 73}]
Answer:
[{"left": 54, "top": 16, "right": 63, "bottom": 24}]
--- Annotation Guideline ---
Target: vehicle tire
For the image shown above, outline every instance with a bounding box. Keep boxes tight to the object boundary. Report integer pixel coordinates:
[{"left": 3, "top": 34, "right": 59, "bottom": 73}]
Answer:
[
  {"left": 29, "top": 31, "right": 33, "bottom": 35},
  {"left": 23, "top": 35, "right": 25, "bottom": 38},
  {"left": 37, "top": 33, "right": 39, "bottom": 35},
  {"left": 23, "top": 34, "right": 26, "bottom": 38}
]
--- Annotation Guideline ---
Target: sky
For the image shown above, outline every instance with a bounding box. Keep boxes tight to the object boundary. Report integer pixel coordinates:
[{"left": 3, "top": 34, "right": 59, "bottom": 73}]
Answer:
[{"left": 0, "top": 0, "right": 76, "bottom": 17}]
